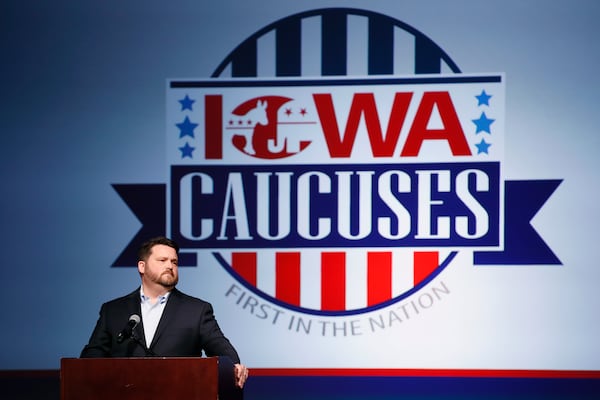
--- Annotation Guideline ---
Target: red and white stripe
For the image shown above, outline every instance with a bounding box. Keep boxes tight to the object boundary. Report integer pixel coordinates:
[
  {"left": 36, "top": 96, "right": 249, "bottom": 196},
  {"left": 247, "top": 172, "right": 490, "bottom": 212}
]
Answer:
[{"left": 226, "top": 249, "right": 447, "bottom": 312}]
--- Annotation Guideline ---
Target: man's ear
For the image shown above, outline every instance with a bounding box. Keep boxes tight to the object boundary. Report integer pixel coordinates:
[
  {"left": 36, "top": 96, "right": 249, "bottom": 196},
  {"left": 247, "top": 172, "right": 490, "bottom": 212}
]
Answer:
[{"left": 137, "top": 260, "right": 145, "bottom": 275}]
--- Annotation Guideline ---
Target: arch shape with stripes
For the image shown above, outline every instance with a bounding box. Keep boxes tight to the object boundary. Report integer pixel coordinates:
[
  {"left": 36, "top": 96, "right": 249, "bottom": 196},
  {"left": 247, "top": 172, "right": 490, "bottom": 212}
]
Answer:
[{"left": 212, "top": 8, "right": 461, "bottom": 78}]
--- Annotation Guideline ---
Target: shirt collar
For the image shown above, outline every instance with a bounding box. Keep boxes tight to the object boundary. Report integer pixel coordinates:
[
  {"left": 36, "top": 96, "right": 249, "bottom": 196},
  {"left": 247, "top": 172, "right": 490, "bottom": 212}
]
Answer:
[{"left": 140, "top": 286, "right": 170, "bottom": 305}]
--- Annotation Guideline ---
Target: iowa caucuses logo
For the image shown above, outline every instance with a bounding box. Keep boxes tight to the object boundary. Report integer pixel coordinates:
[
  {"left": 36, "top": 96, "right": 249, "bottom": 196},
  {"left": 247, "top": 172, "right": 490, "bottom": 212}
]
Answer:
[{"left": 112, "top": 8, "right": 561, "bottom": 330}]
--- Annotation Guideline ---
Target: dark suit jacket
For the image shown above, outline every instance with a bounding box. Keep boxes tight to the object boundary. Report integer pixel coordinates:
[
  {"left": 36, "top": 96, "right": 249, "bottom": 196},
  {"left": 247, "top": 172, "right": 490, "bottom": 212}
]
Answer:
[{"left": 80, "top": 287, "right": 240, "bottom": 363}]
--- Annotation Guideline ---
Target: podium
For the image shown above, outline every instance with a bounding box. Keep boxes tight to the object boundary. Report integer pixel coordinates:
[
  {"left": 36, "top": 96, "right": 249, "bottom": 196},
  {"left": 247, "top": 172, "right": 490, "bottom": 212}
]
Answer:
[{"left": 60, "top": 357, "right": 242, "bottom": 400}]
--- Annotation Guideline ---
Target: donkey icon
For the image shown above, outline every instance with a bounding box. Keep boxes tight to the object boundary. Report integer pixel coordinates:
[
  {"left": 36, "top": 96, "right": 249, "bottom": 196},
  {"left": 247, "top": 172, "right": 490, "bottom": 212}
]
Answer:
[
  {"left": 229, "top": 96, "right": 312, "bottom": 159},
  {"left": 229, "top": 99, "right": 268, "bottom": 155}
]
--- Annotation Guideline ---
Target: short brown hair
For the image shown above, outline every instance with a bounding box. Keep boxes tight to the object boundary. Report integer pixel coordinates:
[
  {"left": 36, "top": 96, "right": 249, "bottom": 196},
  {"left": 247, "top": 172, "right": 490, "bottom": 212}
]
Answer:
[{"left": 137, "top": 237, "right": 179, "bottom": 261}]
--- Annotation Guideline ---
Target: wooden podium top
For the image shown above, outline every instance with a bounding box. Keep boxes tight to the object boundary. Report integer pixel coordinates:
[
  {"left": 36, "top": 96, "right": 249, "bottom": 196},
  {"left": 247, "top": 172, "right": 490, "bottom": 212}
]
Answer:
[{"left": 61, "top": 357, "right": 229, "bottom": 400}]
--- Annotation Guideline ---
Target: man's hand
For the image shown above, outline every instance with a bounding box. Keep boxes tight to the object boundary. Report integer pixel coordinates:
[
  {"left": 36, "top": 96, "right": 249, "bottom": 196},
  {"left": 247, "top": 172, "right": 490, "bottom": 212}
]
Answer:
[{"left": 234, "top": 363, "right": 249, "bottom": 388}]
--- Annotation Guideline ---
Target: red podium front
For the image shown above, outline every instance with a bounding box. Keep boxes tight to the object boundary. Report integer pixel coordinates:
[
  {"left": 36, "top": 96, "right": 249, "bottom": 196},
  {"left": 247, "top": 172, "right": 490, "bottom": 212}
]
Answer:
[{"left": 61, "top": 357, "right": 240, "bottom": 400}]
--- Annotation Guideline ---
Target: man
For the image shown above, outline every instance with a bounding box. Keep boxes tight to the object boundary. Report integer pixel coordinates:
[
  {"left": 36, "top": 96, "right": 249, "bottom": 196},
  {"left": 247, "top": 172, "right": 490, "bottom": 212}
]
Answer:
[{"left": 81, "top": 237, "right": 249, "bottom": 388}]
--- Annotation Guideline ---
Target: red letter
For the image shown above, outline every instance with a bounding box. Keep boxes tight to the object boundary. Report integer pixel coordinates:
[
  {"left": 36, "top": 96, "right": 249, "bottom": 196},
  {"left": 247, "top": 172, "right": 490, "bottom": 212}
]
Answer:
[
  {"left": 314, "top": 92, "right": 413, "bottom": 157},
  {"left": 205, "top": 95, "right": 223, "bottom": 159},
  {"left": 401, "top": 92, "right": 471, "bottom": 157}
]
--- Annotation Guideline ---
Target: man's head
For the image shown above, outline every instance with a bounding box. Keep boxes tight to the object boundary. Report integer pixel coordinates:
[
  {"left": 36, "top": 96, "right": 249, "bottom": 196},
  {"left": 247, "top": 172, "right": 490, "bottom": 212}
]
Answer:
[
  {"left": 137, "top": 237, "right": 179, "bottom": 292},
  {"left": 138, "top": 237, "right": 179, "bottom": 261}
]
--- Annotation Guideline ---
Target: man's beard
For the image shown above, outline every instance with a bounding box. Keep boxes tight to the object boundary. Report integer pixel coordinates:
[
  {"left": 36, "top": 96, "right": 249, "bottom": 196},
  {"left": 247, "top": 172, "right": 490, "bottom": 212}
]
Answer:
[{"left": 156, "top": 271, "right": 178, "bottom": 288}]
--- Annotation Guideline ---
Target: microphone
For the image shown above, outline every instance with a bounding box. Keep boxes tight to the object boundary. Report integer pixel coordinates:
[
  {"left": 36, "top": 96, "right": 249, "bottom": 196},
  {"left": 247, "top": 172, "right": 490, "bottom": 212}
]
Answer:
[{"left": 116, "top": 314, "right": 141, "bottom": 343}]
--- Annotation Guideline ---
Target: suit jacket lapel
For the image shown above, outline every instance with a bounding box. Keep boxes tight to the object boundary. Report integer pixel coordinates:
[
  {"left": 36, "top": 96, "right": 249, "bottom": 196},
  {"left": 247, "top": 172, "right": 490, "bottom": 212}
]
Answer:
[
  {"left": 149, "top": 288, "right": 179, "bottom": 350},
  {"left": 134, "top": 319, "right": 147, "bottom": 349}
]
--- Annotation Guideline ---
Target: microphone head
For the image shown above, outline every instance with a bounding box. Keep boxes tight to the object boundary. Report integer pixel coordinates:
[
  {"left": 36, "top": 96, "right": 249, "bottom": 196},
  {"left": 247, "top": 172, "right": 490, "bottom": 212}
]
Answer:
[{"left": 129, "top": 314, "right": 141, "bottom": 324}]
